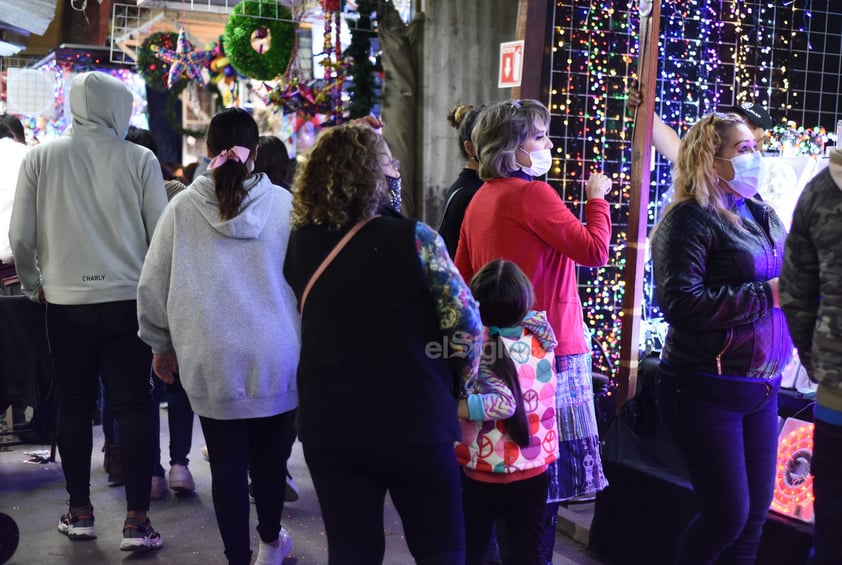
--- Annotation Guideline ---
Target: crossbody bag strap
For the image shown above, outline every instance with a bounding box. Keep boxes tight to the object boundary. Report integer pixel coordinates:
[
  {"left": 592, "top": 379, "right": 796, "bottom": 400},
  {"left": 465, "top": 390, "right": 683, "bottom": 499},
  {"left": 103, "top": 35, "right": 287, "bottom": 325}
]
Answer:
[{"left": 299, "top": 215, "right": 379, "bottom": 315}]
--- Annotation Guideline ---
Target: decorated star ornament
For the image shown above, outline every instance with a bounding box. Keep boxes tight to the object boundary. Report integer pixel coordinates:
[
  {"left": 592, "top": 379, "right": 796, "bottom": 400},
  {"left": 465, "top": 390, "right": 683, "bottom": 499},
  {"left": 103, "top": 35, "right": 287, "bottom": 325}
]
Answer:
[{"left": 151, "top": 28, "right": 214, "bottom": 88}]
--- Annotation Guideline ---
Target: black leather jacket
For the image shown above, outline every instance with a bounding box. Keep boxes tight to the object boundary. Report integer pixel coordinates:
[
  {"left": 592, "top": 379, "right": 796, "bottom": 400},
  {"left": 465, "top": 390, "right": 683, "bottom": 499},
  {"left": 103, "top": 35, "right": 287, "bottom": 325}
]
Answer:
[{"left": 652, "top": 197, "right": 792, "bottom": 378}]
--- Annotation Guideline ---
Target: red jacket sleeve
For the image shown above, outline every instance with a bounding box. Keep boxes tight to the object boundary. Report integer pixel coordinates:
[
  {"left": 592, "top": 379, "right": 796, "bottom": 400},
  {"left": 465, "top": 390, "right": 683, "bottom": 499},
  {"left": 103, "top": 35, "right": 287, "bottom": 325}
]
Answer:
[{"left": 522, "top": 181, "right": 611, "bottom": 267}]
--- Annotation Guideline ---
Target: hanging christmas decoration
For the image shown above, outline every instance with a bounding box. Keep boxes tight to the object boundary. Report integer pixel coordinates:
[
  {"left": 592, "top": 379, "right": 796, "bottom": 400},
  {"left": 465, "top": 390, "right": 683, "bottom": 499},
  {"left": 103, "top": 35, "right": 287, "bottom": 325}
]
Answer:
[
  {"left": 150, "top": 27, "right": 215, "bottom": 89},
  {"left": 344, "top": 0, "right": 381, "bottom": 119},
  {"left": 207, "top": 37, "right": 242, "bottom": 107},
  {"left": 136, "top": 31, "right": 180, "bottom": 92},
  {"left": 317, "top": 0, "right": 348, "bottom": 124},
  {"left": 224, "top": 0, "right": 295, "bottom": 81},
  {"left": 263, "top": 2, "right": 349, "bottom": 122}
]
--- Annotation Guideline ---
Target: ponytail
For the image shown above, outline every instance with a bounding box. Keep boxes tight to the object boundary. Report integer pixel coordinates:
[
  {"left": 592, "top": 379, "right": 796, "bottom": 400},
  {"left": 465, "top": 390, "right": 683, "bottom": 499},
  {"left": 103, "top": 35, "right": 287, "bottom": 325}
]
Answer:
[
  {"left": 212, "top": 161, "right": 250, "bottom": 221},
  {"left": 489, "top": 335, "right": 530, "bottom": 447}
]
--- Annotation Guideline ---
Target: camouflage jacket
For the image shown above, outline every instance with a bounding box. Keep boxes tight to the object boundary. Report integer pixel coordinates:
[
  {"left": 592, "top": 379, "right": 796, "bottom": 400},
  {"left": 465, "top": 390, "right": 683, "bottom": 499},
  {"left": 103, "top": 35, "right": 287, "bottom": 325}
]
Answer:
[{"left": 780, "top": 149, "right": 842, "bottom": 393}]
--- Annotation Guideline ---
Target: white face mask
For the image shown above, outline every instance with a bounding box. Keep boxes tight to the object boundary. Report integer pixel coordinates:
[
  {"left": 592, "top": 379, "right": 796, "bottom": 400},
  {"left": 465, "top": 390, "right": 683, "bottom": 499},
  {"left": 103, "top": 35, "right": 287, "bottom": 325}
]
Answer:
[
  {"left": 719, "top": 151, "right": 764, "bottom": 198},
  {"left": 518, "top": 147, "right": 552, "bottom": 178}
]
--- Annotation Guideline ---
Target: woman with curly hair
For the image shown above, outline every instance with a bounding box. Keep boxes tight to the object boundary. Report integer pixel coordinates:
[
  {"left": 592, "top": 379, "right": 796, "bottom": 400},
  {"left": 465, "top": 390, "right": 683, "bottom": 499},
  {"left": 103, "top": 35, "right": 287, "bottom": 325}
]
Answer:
[
  {"left": 651, "top": 112, "right": 791, "bottom": 564},
  {"left": 284, "top": 123, "right": 482, "bottom": 564}
]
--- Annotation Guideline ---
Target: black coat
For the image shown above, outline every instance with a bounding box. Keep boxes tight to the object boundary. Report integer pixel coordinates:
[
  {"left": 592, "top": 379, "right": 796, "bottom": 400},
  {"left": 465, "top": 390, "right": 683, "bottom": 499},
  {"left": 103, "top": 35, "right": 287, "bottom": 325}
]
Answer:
[{"left": 651, "top": 197, "right": 792, "bottom": 378}]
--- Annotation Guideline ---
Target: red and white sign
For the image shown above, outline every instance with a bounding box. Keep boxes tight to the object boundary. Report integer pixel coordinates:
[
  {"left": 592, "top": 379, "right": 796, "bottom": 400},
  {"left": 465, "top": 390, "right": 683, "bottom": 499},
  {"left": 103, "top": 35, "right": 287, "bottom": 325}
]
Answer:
[{"left": 498, "top": 40, "right": 524, "bottom": 88}]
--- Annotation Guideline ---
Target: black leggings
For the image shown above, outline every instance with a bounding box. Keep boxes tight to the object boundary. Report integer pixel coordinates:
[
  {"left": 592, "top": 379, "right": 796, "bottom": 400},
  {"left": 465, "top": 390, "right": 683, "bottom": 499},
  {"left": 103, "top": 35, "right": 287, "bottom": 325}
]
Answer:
[{"left": 199, "top": 410, "right": 296, "bottom": 565}]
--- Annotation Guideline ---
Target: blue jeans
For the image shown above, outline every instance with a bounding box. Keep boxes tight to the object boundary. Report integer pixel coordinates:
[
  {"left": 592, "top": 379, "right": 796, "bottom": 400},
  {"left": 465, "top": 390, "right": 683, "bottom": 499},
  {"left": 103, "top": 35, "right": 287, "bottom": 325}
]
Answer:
[
  {"left": 304, "top": 442, "right": 465, "bottom": 565},
  {"left": 656, "top": 364, "right": 780, "bottom": 565},
  {"left": 807, "top": 416, "right": 842, "bottom": 564},
  {"left": 152, "top": 376, "right": 194, "bottom": 475},
  {"left": 46, "top": 301, "right": 154, "bottom": 510}
]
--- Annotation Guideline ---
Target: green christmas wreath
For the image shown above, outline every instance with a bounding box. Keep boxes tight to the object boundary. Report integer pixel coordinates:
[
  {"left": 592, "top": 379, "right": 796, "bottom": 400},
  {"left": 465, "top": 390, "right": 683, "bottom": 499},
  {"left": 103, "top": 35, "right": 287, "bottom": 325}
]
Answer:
[
  {"left": 136, "top": 31, "right": 181, "bottom": 92},
  {"left": 165, "top": 80, "right": 222, "bottom": 138},
  {"left": 224, "top": 1, "right": 295, "bottom": 81}
]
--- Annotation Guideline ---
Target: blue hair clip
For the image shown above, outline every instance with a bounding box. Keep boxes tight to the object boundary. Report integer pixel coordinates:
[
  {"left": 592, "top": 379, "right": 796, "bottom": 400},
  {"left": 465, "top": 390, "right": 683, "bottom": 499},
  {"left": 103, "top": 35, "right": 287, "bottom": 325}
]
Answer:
[{"left": 509, "top": 99, "right": 521, "bottom": 110}]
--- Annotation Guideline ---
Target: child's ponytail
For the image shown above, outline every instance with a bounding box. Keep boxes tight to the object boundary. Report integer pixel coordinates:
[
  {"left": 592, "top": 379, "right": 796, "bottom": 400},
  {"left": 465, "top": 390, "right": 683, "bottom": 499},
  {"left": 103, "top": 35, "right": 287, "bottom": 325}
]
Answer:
[
  {"left": 488, "top": 332, "right": 530, "bottom": 447},
  {"left": 471, "top": 259, "right": 537, "bottom": 448}
]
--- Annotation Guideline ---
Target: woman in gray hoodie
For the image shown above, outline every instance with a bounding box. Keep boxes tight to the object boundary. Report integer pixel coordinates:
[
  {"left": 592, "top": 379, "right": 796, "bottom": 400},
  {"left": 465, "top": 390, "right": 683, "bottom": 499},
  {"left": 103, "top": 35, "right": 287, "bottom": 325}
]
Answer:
[{"left": 137, "top": 108, "right": 300, "bottom": 565}]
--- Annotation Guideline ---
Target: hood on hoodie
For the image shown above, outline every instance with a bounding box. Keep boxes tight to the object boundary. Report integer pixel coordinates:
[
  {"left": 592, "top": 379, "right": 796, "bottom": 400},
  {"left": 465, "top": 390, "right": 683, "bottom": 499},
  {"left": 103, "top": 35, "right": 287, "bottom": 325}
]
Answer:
[
  {"left": 187, "top": 173, "right": 282, "bottom": 240},
  {"left": 69, "top": 72, "right": 133, "bottom": 138},
  {"left": 521, "top": 310, "right": 558, "bottom": 352}
]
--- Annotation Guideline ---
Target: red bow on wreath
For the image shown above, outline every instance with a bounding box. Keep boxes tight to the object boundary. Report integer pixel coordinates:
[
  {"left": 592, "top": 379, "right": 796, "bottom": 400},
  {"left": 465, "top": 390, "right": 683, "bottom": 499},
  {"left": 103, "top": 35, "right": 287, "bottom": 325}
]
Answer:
[{"left": 320, "top": 0, "right": 340, "bottom": 11}]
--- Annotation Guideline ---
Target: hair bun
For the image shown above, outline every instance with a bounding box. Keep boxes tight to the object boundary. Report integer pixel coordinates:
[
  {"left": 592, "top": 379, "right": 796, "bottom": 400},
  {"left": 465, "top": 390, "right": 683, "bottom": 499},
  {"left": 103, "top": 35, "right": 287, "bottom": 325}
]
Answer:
[{"left": 447, "top": 104, "right": 475, "bottom": 129}]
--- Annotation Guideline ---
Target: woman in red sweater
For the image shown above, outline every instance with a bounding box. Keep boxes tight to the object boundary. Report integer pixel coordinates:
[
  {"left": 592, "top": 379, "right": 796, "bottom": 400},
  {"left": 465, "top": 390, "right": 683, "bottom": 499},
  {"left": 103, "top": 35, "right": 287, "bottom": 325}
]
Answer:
[{"left": 454, "top": 98, "right": 612, "bottom": 563}]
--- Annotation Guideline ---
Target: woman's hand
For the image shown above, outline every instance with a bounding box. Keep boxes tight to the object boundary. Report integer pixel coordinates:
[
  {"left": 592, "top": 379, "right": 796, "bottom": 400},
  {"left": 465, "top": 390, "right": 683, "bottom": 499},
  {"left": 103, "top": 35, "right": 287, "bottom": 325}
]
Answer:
[
  {"left": 152, "top": 351, "right": 179, "bottom": 384},
  {"left": 350, "top": 115, "right": 384, "bottom": 132},
  {"left": 585, "top": 173, "right": 612, "bottom": 200},
  {"left": 627, "top": 86, "right": 642, "bottom": 111}
]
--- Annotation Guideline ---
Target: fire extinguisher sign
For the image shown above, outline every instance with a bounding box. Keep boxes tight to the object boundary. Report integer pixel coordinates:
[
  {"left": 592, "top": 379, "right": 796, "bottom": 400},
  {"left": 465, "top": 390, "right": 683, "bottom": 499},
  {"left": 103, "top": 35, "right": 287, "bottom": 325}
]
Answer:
[{"left": 498, "top": 40, "right": 524, "bottom": 88}]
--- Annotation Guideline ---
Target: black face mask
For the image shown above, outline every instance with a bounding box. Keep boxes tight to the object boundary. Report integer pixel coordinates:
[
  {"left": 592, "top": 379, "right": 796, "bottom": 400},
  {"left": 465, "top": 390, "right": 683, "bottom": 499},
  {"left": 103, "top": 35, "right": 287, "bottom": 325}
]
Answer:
[{"left": 386, "top": 176, "right": 402, "bottom": 212}]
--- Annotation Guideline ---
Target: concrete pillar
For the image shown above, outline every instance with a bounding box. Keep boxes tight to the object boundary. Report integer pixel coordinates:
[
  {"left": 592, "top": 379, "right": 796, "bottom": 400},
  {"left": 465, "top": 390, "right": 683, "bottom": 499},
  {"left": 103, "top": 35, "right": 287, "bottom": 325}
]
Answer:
[{"left": 416, "top": 0, "right": 520, "bottom": 225}]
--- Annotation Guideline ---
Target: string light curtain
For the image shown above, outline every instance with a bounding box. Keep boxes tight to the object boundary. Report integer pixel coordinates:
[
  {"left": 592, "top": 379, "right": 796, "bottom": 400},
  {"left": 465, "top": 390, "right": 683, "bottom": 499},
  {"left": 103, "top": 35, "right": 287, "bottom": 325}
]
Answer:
[{"left": 548, "top": 0, "right": 840, "bottom": 381}]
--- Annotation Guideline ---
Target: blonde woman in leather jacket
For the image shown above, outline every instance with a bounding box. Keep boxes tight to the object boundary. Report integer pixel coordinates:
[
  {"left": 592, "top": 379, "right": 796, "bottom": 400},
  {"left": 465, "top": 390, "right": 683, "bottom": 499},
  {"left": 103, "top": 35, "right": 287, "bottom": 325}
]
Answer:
[{"left": 651, "top": 112, "right": 792, "bottom": 565}]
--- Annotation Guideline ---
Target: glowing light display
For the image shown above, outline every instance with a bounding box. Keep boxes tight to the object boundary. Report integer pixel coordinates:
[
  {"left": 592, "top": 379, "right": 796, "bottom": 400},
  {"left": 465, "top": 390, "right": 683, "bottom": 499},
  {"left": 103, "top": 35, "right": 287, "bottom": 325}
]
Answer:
[{"left": 548, "top": 1, "right": 838, "bottom": 383}]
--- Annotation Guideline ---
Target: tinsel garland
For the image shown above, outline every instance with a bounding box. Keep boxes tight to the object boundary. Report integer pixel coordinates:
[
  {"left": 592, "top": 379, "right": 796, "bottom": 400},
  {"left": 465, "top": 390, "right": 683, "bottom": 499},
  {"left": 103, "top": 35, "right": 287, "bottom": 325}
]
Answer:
[{"left": 345, "top": 0, "right": 381, "bottom": 118}]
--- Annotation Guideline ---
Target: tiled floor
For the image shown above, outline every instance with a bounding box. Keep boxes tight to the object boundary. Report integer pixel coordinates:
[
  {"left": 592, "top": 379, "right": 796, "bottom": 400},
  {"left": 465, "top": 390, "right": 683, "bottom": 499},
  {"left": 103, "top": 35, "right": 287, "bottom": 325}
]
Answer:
[{"left": 0, "top": 406, "right": 607, "bottom": 564}]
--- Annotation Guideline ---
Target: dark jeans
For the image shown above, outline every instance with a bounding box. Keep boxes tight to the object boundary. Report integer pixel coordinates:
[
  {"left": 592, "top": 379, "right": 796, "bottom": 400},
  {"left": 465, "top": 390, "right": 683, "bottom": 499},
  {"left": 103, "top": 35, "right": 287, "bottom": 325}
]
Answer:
[
  {"left": 199, "top": 410, "right": 296, "bottom": 565},
  {"left": 152, "top": 376, "right": 194, "bottom": 474},
  {"left": 656, "top": 365, "right": 781, "bottom": 565},
  {"left": 462, "top": 470, "right": 549, "bottom": 565},
  {"left": 46, "top": 300, "right": 154, "bottom": 510},
  {"left": 304, "top": 442, "right": 465, "bottom": 565},
  {"left": 808, "top": 417, "right": 842, "bottom": 564}
]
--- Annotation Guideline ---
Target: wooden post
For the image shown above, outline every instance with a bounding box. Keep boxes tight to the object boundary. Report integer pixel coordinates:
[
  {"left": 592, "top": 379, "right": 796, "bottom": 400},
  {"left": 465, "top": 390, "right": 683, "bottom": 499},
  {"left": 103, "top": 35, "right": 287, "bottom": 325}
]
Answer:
[
  {"left": 615, "top": 0, "right": 662, "bottom": 408},
  {"left": 514, "top": 0, "right": 553, "bottom": 101}
]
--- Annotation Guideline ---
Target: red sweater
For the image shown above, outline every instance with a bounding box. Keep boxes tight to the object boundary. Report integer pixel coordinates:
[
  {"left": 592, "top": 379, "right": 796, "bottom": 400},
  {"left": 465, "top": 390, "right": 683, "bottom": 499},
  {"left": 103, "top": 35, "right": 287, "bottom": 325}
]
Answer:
[{"left": 454, "top": 177, "right": 611, "bottom": 356}]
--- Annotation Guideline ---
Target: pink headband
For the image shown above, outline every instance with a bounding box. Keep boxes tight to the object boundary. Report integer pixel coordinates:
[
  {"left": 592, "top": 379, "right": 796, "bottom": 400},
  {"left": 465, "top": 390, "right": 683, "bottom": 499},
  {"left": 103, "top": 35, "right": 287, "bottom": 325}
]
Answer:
[{"left": 208, "top": 146, "right": 251, "bottom": 169}]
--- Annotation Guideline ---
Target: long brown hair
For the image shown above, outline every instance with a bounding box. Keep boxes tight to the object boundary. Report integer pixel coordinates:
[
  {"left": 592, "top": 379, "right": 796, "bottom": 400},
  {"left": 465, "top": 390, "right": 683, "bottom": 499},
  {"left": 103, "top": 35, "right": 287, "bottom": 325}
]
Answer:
[
  {"left": 206, "top": 108, "right": 259, "bottom": 221},
  {"left": 470, "top": 259, "right": 535, "bottom": 447}
]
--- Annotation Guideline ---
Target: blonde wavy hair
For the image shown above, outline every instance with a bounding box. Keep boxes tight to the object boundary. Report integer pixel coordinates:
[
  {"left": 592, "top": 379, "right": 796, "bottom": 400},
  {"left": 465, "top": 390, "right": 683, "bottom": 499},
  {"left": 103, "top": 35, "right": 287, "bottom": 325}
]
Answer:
[
  {"left": 291, "top": 124, "right": 389, "bottom": 228},
  {"left": 658, "top": 112, "right": 747, "bottom": 229}
]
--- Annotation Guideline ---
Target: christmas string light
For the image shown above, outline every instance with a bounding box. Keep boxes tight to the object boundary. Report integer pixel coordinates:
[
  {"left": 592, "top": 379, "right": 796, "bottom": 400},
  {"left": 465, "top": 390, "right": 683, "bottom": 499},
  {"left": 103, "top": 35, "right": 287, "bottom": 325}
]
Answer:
[{"left": 548, "top": 0, "right": 829, "bottom": 384}]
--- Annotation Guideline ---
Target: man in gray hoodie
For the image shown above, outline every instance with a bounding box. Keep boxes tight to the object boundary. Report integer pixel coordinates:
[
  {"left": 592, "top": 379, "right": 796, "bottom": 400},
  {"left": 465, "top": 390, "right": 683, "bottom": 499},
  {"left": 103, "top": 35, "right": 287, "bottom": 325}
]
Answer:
[{"left": 9, "top": 71, "right": 168, "bottom": 552}]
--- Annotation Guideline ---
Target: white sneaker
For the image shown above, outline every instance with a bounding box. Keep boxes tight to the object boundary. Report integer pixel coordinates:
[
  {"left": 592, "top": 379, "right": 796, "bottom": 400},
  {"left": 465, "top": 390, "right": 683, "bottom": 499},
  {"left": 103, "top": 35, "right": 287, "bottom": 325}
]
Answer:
[
  {"left": 150, "top": 475, "right": 168, "bottom": 500},
  {"left": 254, "top": 527, "right": 292, "bottom": 565},
  {"left": 168, "top": 464, "right": 195, "bottom": 493}
]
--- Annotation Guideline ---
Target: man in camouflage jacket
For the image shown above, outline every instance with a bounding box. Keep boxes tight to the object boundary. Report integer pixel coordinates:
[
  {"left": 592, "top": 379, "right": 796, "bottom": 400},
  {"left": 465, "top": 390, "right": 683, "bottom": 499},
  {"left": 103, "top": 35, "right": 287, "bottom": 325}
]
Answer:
[{"left": 780, "top": 147, "right": 842, "bottom": 565}]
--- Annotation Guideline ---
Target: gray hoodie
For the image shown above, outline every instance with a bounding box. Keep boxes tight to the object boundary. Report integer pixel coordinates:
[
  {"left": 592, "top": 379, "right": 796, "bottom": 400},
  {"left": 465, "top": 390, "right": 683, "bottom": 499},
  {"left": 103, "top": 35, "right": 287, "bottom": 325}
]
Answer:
[
  {"left": 137, "top": 173, "right": 300, "bottom": 420},
  {"left": 10, "top": 71, "right": 167, "bottom": 304}
]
